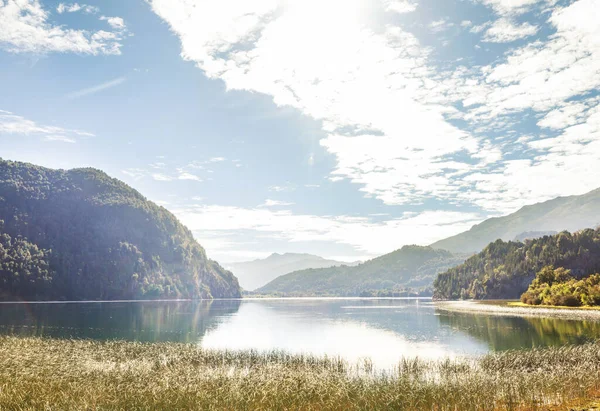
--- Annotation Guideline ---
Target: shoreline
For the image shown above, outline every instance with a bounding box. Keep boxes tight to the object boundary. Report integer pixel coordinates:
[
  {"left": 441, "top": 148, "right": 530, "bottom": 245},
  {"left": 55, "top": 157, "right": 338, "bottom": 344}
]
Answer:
[{"left": 435, "top": 300, "right": 600, "bottom": 321}]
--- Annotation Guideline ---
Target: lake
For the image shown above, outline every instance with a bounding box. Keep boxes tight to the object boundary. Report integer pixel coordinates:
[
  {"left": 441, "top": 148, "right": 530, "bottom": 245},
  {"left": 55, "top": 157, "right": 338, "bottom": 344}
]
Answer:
[{"left": 1, "top": 298, "right": 599, "bottom": 369}]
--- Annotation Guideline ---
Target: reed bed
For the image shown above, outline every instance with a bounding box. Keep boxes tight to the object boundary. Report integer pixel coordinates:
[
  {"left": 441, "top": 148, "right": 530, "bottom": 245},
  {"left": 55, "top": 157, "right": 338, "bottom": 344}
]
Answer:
[{"left": 1, "top": 336, "right": 599, "bottom": 410}]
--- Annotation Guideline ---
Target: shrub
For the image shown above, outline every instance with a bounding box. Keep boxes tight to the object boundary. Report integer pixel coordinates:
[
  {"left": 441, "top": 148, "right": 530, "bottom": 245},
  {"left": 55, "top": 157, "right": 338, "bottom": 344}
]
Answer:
[{"left": 521, "top": 266, "right": 600, "bottom": 307}]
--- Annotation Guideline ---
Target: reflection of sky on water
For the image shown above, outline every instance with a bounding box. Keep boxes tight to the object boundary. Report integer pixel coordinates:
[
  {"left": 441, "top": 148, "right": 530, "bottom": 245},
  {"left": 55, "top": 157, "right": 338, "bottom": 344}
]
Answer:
[
  {"left": 201, "top": 300, "right": 488, "bottom": 369},
  {"left": 2, "top": 298, "right": 599, "bottom": 369}
]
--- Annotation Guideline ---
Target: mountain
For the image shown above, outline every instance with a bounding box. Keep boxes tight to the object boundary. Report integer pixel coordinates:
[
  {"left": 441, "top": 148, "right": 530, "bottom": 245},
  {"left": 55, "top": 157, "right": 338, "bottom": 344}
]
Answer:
[
  {"left": 433, "top": 228, "right": 600, "bottom": 300},
  {"left": 430, "top": 188, "right": 600, "bottom": 253},
  {"left": 0, "top": 159, "right": 241, "bottom": 301},
  {"left": 226, "top": 253, "right": 360, "bottom": 291},
  {"left": 256, "top": 246, "right": 467, "bottom": 296}
]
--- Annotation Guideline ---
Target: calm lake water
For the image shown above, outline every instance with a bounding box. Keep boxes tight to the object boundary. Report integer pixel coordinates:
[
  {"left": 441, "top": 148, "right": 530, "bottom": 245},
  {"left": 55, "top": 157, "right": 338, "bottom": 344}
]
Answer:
[{"left": 1, "top": 298, "right": 599, "bottom": 368}]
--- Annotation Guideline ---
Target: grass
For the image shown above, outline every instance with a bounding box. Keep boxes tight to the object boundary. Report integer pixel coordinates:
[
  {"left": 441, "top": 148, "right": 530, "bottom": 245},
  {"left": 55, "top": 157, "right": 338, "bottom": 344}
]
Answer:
[{"left": 1, "top": 336, "right": 600, "bottom": 410}]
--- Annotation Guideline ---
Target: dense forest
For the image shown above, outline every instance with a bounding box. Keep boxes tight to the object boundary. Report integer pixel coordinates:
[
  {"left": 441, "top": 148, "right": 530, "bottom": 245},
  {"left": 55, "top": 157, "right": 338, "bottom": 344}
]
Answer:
[
  {"left": 0, "top": 159, "right": 241, "bottom": 300},
  {"left": 256, "top": 245, "right": 467, "bottom": 296},
  {"left": 433, "top": 229, "right": 600, "bottom": 300}
]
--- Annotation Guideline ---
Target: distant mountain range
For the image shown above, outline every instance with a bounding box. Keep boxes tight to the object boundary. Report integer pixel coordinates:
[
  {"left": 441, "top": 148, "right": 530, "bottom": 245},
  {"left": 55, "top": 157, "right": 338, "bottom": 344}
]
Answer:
[
  {"left": 226, "top": 253, "right": 360, "bottom": 291},
  {"left": 256, "top": 246, "right": 468, "bottom": 296},
  {"left": 431, "top": 188, "right": 600, "bottom": 253},
  {"left": 257, "top": 187, "right": 600, "bottom": 297}
]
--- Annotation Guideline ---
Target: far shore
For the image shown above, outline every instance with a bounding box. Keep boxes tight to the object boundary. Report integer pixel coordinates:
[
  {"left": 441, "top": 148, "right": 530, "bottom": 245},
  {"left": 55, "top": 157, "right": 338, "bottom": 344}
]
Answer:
[{"left": 436, "top": 299, "right": 600, "bottom": 321}]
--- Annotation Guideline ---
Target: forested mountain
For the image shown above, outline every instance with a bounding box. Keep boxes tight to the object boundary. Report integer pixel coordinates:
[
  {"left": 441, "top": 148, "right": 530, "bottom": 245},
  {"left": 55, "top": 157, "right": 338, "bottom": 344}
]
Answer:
[
  {"left": 0, "top": 159, "right": 241, "bottom": 300},
  {"left": 431, "top": 188, "right": 600, "bottom": 253},
  {"left": 433, "top": 229, "right": 600, "bottom": 300},
  {"left": 256, "top": 246, "right": 467, "bottom": 296},
  {"left": 227, "top": 253, "right": 360, "bottom": 291}
]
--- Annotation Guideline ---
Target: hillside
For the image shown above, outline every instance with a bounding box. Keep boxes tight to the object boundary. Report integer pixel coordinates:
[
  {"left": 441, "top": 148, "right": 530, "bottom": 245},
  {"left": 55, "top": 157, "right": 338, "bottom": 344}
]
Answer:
[
  {"left": 0, "top": 159, "right": 241, "bottom": 300},
  {"left": 433, "top": 228, "right": 600, "bottom": 300},
  {"left": 430, "top": 188, "right": 600, "bottom": 253},
  {"left": 256, "top": 246, "right": 467, "bottom": 296},
  {"left": 226, "top": 253, "right": 360, "bottom": 291}
]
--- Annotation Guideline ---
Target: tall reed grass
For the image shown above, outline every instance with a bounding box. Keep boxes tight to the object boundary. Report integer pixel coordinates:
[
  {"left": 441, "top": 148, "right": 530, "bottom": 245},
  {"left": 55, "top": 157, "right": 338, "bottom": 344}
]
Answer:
[{"left": 1, "top": 336, "right": 599, "bottom": 410}]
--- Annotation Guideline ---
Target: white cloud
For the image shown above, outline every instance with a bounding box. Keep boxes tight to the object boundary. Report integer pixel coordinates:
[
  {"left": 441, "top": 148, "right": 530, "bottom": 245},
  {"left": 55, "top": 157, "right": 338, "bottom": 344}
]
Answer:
[
  {"left": 261, "top": 199, "right": 295, "bottom": 207},
  {"left": 482, "top": 18, "right": 538, "bottom": 42},
  {"left": 0, "top": 110, "right": 93, "bottom": 142},
  {"left": 470, "top": 21, "right": 491, "bottom": 33},
  {"left": 460, "top": 20, "right": 473, "bottom": 28},
  {"left": 469, "top": 0, "right": 600, "bottom": 118},
  {"left": 100, "top": 16, "right": 125, "bottom": 30},
  {"left": 537, "top": 100, "right": 591, "bottom": 130},
  {"left": 0, "top": 0, "right": 126, "bottom": 55},
  {"left": 269, "top": 183, "right": 296, "bottom": 193},
  {"left": 383, "top": 0, "right": 417, "bottom": 14},
  {"left": 66, "top": 77, "right": 126, "bottom": 99},
  {"left": 149, "top": 0, "right": 481, "bottom": 208},
  {"left": 174, "top": 204, "right": 483, "bottom": 257},
  {"left": 121, "top": 168, "right": 147, "bottom": 180},
  {"left": 476, "top": 0, "right": 542, "bottom": 15},
  {"left": 429, "top": 19, "right": 454, "bottom": 33},
  {"left": 152, "top": 173, "right": 174, "bottom": 182},
  {"left": 56, "top": 3, "right": 98, "bottom": 14},
  {"left": 208, "top": 157, "right": 226, "bottom": 163},
  {"left": 123, "top": 164, "right": 205, "bottom": 182},
  {"left": 43, "top": 135, "right": 76, "bottom": 143},
  {"left": 149, "top": 0, "right": 600, "bottom": 217},
  {"left": 177, "top": 172, "right": 203, "bottom": 181}
]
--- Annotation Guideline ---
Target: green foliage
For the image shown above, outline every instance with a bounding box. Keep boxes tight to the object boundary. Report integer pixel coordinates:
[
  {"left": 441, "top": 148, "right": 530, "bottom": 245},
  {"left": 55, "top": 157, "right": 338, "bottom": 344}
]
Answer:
[
  {"left": 257, "top": 245, "right": 467, "bottom": 296},
  {"left": 0, "top": 228, "right": 53, "bottom": 299},
  {"left": 0, "top": 159, "right": 240, "bottom": 300},
  {"left": 433, "top": 228, "right": 600, "bottom": 300},
  {"left": 520, "top": 266, "right": 600, "bottom": 307}
]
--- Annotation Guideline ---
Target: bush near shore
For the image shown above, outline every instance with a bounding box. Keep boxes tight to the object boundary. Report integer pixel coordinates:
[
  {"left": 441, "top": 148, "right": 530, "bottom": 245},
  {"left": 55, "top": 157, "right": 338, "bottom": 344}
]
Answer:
[
  {"left": 1, "top": 336, "right": 600, "bottom": 410},
  {"left": 521, "top": 266, "right": 600, "bottom": 307}
]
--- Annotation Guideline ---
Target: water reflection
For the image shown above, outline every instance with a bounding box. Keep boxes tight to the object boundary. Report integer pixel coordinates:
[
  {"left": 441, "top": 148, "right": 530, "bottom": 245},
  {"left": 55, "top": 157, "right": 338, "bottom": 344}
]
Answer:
[
  {"left": 0, "top": 300, "right": 241, "bottom": 342},
  {"left": 436, "top": 309, "right": 600, "bottom": 350},
  {"left": 201, "top": 299, "right": 482, "bottom": 368},
  {"left": 1, "top": 298, "right": 600, "bottom": 368}
]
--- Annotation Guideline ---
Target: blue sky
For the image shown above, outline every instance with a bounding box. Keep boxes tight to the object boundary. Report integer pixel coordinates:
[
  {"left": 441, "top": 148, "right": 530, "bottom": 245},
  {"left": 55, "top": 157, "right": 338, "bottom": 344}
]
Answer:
[{"left": 1, "top": 0, "right": 599, "bottom": 262}]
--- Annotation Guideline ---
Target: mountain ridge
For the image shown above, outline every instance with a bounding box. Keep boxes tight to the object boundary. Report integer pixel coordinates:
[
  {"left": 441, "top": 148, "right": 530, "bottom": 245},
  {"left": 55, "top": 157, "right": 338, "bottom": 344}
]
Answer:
[
  {"left": 256, "top": 245, "right": 467, "bottom": 296},
  {"left": 227, "top": 252, "right": 360, "bottom": 291},
  {"left": 0, "top": 158, "right": 241, "bottom": 300},
  {"left": 430, "top": 188, "right": 600, "bottom": 253}
]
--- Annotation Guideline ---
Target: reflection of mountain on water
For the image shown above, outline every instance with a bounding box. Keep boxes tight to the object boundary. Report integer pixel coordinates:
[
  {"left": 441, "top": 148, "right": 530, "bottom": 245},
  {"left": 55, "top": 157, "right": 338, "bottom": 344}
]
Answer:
[
  {"left": 435, "top": 310, "right": 600, "bottom": 351},
  {"left": 0, "top": 300, "right": 241, "bottom": 343}
]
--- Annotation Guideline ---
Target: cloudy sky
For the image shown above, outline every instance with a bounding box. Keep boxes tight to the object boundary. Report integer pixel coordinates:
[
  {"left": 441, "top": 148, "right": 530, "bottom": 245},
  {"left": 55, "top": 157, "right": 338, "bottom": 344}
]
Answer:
[{"left": 1, "top": 0, "right": 599, "bottom": 262}]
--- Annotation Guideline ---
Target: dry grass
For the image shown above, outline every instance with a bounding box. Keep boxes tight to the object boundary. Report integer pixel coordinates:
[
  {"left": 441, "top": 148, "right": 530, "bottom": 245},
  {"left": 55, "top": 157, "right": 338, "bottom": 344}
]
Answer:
[{"left": 1, "top": 336, "right": 600, "bottom": 410}]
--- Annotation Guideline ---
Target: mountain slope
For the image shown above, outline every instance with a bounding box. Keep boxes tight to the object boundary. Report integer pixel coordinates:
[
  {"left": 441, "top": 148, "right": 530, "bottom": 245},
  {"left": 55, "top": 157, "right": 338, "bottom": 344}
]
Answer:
[
  {"left": 227, "top": 253, "right": 360, "bottom": 291},
  {"left": 433, "top": 228, "right": 600, "bottom": 300},
  {"left": 431, "top": 188, "right": 600, "bottom": 253},
  {"left": 0, "top": 159, "right": 240, "bottom": 300},
  {"left": 256, "top": 246, "right": 467, "bottom": 296}
]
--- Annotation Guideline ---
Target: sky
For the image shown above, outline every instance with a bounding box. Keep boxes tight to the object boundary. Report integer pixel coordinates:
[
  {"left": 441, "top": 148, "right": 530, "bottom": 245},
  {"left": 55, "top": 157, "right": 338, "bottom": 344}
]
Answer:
[{"left": 0, "top": 0, "right": 599, "bottom": 263}]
